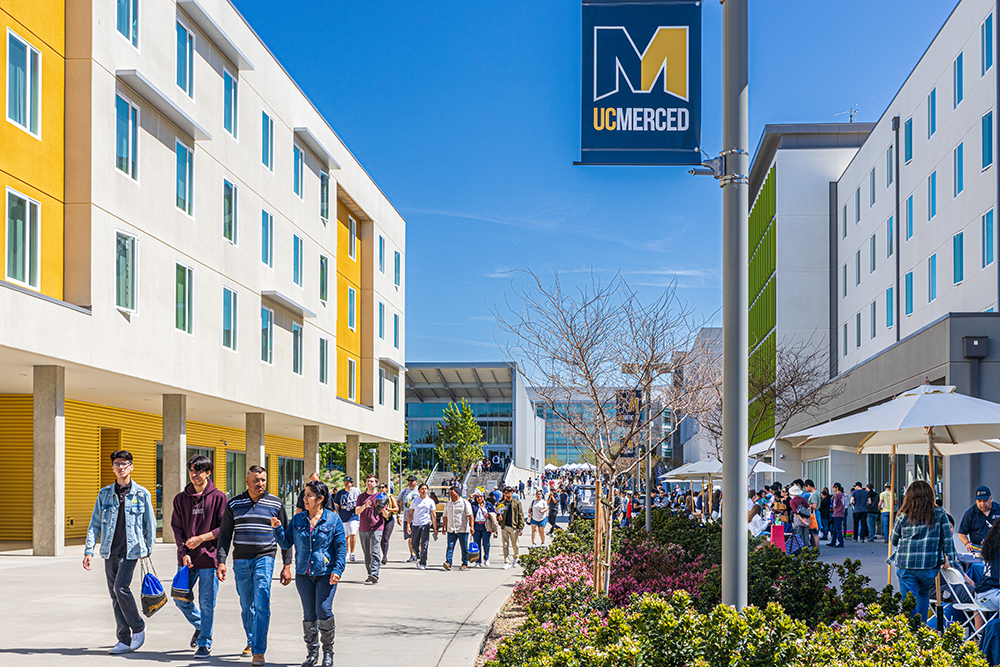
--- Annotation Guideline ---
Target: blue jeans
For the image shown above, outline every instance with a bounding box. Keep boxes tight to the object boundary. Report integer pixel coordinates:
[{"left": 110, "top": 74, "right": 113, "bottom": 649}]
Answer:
[
  {"left": 867, "top": 512, "right": 878, "bottom": 540},
  {"left": 173, "top": 568, "right": 219, "bottom": 648},
  {"left": 233, "top": 556, "right": 275, "bottom": 656},
  {"left": 830, "top": 516, "right": 844, "bottom": 546},
  {"left": 473, "top": 525, "right": 492, "bottom": 562},
  {"left": 445, "top": 532, "right": 468, "bottom": 566},
  {"left": 294, "top": 575, "right": 338, "bottom": 622},
  {"left": 898, "top": 568, "right": 938, "bottom": 621},
  {"left": 881, "top": 512, "right": 891, "bottom": 540}
]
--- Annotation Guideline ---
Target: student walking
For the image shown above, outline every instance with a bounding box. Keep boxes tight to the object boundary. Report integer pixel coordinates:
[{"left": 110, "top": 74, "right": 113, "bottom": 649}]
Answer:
[
  {"left": 546, "top": 484, "right": 559, "bottom": 536},
  {"left": 379, "top": 482, "right": 400, "bottom": 565},
  {"left": 442, "top": 486, "right": 474, "bottom": 570},
  {"left": 498, "top": 487, "right": 524, "bottom": 569},
  {"left": 397, "top": 476, "right": 420, "bottom": 562},
  {"left": 407, "top": 483, "right": 438, "bottom": 569},
  {"left": 530, "top": 490, "right": 548, "bottom": 545},
  {"left": 850, "top": 482, "right": 870, "bottom": 542},
  {"left": 829, "top": 483, "right": 846, "bottom": 548},
  {"left": 471, "top": 491, "right": 497, "bottom": 567},
  {"left": 170, "top": 455, "right": 227, "bottom": 658},
  {"left": 273, "top": 480, "right": 346, "bottom": 667},
  {"left": 217, "top": 466, "right": 293, "bottom": 666},
  {"left": 83, "top": 450, "right": 156, "bottom": 655},
  {"left": 355, "top": 474, "right": 389, "bottom": 584},
  {"left": 333, "top": 477, "right": 360, "bottom": 561}
]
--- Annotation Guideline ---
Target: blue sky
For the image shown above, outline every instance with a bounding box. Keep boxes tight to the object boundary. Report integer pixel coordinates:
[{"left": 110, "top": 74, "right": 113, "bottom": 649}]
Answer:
[{"left": 234, "top": 0, "right": 957, "bottom": 362}]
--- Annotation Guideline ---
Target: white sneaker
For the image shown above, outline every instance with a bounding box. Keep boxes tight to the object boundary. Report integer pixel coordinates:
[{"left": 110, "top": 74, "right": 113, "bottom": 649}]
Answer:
[
  {"left": 419, "top": 564, "right": 426, "bottom": 570},
  {"left": 502, "top": 563, "right": 511, "bottom": 570},
  {"left": 129, "top": 630, "right": 145, "bottom": 652},
  {"left": 349, "top": 553, "right": 356, "bottom": 561},
  {"left": 108, "top": 643, "right": 131, "bottom": 654},
  {"left": 483, "top": 560, "right": 490, "bottom": 568}
]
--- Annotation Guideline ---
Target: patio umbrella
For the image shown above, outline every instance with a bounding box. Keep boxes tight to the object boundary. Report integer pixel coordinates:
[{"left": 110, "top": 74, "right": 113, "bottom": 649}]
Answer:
[{"left": 659, "top": 457, "right": 784, "bottom": 481}]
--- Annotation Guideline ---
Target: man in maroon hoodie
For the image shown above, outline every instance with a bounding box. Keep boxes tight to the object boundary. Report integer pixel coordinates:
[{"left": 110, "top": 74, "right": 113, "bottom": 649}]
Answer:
[{"left": 171, "top": 455, "right": 228, "bottom": 659}]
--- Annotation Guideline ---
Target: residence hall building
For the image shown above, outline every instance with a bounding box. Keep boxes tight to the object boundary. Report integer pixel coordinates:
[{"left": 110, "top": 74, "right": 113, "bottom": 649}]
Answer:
[
  {"left": 754, "top": 0, "right": 1000, "bottom": 517},
  {"left": 0, "top": 0, "right": 406, "bottom": 555},
  {"left": 405, "top": 363, "right": 546, "bottom": 474}
]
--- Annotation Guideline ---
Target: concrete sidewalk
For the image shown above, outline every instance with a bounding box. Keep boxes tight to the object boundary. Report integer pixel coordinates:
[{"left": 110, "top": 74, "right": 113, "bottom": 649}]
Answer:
[{"left": 0, "top": 524, "right": 531, "bottom": 667}]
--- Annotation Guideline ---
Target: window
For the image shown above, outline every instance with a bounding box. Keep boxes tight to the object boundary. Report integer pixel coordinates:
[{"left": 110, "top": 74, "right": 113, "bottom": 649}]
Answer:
[
  {"left": 886, "top": 287, "right": 894, "bottom": 328},
  {"left": 954, "top": 52, "right": 964, "bottom": 108},
  {"left": 175, "top": 140, "right": 193, "bottom": 215},
  {"left": 292, "top": 234, "right": 303, "bottom": 287},
  {"left": 293, "top": 145, "right": 304, "bottom": 198},
  {"left": 984, "top": 14, "right": 994, "bottom": 76},
  {"left": 842, "top": 323, "right": 848, "bottom": 357},
  {"left": 954, "top": 233, "right": 965, "bottom": 284},
  {"left": 855, "top": 188, "right": 861, "bottom": 223},
  {"left": 841, "top": 205, "right": 847, "bottom": 239},
  {"left": 7, "top": 30, "right": 41, "bottom": 137},
  {"left": 904, "top": 118, "right": 913, "bottom": 163},
  {"left": 886, "top": 217, "right": 894, "bottom": 257},
  {"left": 379, "top": 236, "right": 385, "bottom": 273},
  {"left": 347, "top": 286, "right": 356, "bottom": 331},
  {"left": 115, "top": 94, "right": 139, "bottom": 179},
  {"left": 319, "top": 255, "right": 328, "bottom": 302},
  {"left": 984, "top": 210, "right": 995, "bottom": 268},
  {"left": 394, "top": 251, "right": 401, "bottom": 287},
  {"left": 320, "top": 173, "right": 329, "bottom": 221},
  {"left": 841, "top": 264, "right": 847, "bottom": 298},
  {"left": 393, "top": 374, "right": 399, "bottom": 411},
  {"left": 223, "top": 180, "right": 237, "bottom": 243},
  {"left": 927, "top": 88, "right": 936, "bottom": 138},
  {"left": 347, "top": 358, "right": 356, "bottom": 401},
  {"left": 869, "top": 234, "right": 876, "bottom": 274},
  {"left": 319, "top": 338, "right": 328, "bottom": 384},
  {"left": 223, "top": 287, "right": 237, "bottom": 350},
  {"left": 393, "top": 313, "right": 399, "bottom": 349},
  {"left": 954, "top": 143, "right": 964, "bottom": 196},
  {"left": 175, "top": 263, "right": 193, "bottom": 333},
  {"left": 855, "top": 312, "right": 861, "bottom": 349},
  {"left": 176, "top": 22, "right": 194, "bottom": 97},
  {"left": 984, "top": 111, "right": 994, "bottom": 169},
  {"left": 869, "top": 168, "right": 876, "bottom": 206},
  {"left": 905, "top": 272, "right": 914, "bottom": 315},
  {"left": 115, "top": 232, "right": 137, "bottom": 311},
  {"left": 261, "top": 210, "right": 273, "bottom": 267},
  {"left": 928, "top": 254, "right": 937, "bottom": 302},
  {"left": 6, "top": 188, "right": 40, "bottom": 288},
  {"left": 906, "top": 195, "right": 914, "bottom": 240},
  {"left": 260, "top": 306, "right": 273, "bottom": 363},
  {"left": 348, "top": 216, "right": 357, "bottom": 260},
  {"left": 223, "top": 69, "right": 237, "bottom": 137},
  {"left": 378, "top": 367, "right": 385, "bottom": 405},
  {"left": 927, "top": 171, "right": 937, "bottom": 220},
  {"left": 870, "top": 301, "right": 877, "bottom": 340},
  {"left": 854, "top": 250, "right": 860, "bottom": 286},
  {"left": 116, "top": 0, "right": 138, "bottom": 46},
  {"left": 886, "top": 145, "right": 894, "bottom": 186},
  {"left": 261, "top": 111, "right": 274, "bottom": 170},
  {"left": 378, "top": 301, "right": 385, "bottom": 338},
  {"left": 292, "top": 322, "right": 303, "bottom": 375}
]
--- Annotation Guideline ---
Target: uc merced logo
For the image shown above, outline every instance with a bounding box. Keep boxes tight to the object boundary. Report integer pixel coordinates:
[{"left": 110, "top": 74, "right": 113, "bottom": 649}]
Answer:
[{"left": 592, "top": 26, "right": 690, "bottom": 133}]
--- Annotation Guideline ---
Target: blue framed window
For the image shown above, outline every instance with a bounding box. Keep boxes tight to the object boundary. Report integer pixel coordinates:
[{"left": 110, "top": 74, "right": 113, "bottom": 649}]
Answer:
[
  {"left": 292, "top": 234, "right": 303, "bottom": 286},
  {"left": 984, "top": 111, "right": 994, "bottom": 169},
  {"left": 293, "top": 146, "right": 304, "bottom": 198},
  {"left": 117, "top": 0, "right": 138, "bottom": 46},
  {"left": 984, "top": 210, "right": 995, "bottom": 268},
  {"left": 886, "top": 217, "right": 894, "bottom": 257},
  {"left": 954, "top": 143, "right": 964, "bottom": 196},
  {"left": 223, "top": 287, "right": 237, "bottom": 350},
  {"left": 904, "top": 118, "right": 913, "bottom": 163},
  {"left": 886, "top": 287, "right": 894, "bottom": 328},
  {"left": 886, "top": 145, "right": 893, "bottom": 186},
  {"left": 954, "top": 233, "right": 964, "bottom": 284},
  {"left": 954, "top": 52, "right": 964, "bottom": 108},
  {"left": 393, "top": 313, "right": 399, "bottom": 349},
  {"left": 905, "top": 272, "right": 914, "bottom": 315},
  {"left": 984, "top": 15, "right": 994, "bottom": 76},
  {"left": 906, "top": 195, "right": 913, "bottom": 239},
  {"left": 927, "top": 88, "right": 936, "bottom": 138},
  {"left": 348, "top": 287, "right": 356, "bottom": 331},
  {"left": 261, "top": 111, "right": 274, "bottom": 170},
  {"left": 928, "top": 254, "right": 937, "bottom": 302},
  {"left": 176, "top": 22, "right": 194, "bottom": 97},
  {"left": 378, "top": 302, "right": 384, "bottom": 339},
  {"left": 261, "top": 209, "right": 273, "bottom": 267},
  {"left": 927, "top": 171, "right": 937, "bottom": 220},
  {"left": 175, "top": 140, "right": 193, "bottom": 214},
  {"left": 223, "top": 69, "right": 237, "bottom": 137}
]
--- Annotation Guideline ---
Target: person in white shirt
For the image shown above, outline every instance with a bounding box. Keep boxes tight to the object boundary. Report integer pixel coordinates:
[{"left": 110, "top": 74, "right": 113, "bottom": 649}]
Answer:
[
  {"left": 397, "top": 476, "right": 421, "bottom": 563},
  {"left": 406, "top": 484, "right": 438, "bottom": 570},
  {"left": 442, "top": 486, "right": 474, "bottom": 570},
  {"left": 530, "top": 490, "right": 549, "bottom": 546}
]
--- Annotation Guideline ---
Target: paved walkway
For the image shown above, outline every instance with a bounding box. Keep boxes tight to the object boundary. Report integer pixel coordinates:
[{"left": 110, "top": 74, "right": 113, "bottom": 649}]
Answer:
[{"left": 0, "top": 522, "right": 533, "bottom": 667}]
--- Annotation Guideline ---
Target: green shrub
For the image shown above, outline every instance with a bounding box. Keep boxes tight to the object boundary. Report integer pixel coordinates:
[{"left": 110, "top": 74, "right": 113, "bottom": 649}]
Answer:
[{"left": 518, "top": 529, "right": 590, "bottom": 576}]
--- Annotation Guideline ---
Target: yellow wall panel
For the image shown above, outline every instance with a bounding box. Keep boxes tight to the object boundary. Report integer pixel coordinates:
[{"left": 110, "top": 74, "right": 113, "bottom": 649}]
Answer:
[{"left": 0, "top": 395, "right": 34, "bottom": 540}]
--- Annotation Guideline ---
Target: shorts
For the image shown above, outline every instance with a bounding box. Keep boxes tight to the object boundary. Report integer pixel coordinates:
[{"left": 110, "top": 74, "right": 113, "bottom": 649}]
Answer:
[
  {"left": 344, "top": 519, "right": 360, "bottom": 536},
  {"left": 530, "top": 517, "right": 548, "bottom": 527}
]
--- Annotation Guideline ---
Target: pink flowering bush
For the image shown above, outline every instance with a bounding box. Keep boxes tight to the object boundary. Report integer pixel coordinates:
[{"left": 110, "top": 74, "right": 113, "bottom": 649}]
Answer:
[
  {"left": 609, "top": 531, "right": 710, "bottom": 606},
  {"left": 512, "top": 552, "right": 593, "bottom": 605}
]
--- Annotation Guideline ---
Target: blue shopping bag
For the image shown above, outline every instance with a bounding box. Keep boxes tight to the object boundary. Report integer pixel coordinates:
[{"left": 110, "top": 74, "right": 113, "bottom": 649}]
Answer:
[
  {"left": 140, "top": 558, "right": 167, "bottom": 617},
  {"left": 171, "top": 564, "right": 194, "bottom": 602},
  {"left": 468, "top": 540, "right": 481, "bottom": 562}
]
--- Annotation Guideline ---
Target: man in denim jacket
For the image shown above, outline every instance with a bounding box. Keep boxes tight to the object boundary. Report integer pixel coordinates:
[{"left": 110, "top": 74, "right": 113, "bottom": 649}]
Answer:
[{"left": 83, "top": 449, "right": 156, "bottom": 654}]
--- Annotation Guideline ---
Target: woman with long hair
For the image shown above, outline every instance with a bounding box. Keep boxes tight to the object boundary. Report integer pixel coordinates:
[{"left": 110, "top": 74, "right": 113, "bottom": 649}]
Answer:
[
  {"left": 889, "top": 480, "right": 958, "bottom": 621},
  {"left": 975, "top": 519, "right": 1000, "bottom": 629}
]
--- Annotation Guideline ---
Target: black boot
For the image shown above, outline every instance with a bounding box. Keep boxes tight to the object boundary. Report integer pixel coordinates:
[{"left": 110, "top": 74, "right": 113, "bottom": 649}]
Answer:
[
  {"left": 318, "top": 617, "right": 335, "bottom": 667},
  {"left": 301, "top": 621, "right": 319, "bottom": 666}
]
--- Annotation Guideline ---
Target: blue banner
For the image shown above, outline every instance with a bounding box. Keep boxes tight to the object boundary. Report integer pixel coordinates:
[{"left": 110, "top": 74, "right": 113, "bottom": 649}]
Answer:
[{"left": 579, "top": 0, "right": 702, "bottom": 166}]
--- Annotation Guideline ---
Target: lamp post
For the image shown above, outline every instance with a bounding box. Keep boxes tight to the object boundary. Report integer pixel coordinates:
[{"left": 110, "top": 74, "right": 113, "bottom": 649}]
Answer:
[{"left": 370, "top": 447, "right": 377, "bottom": 478}]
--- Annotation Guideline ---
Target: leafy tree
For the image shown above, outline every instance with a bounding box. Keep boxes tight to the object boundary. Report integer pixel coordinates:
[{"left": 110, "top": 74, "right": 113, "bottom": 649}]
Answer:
[
  {"left": 435, "top": 399, "right": 486, "bottom": 478},
  {"left": 319, "top": 440, "right": 411, "bottom": 477}
]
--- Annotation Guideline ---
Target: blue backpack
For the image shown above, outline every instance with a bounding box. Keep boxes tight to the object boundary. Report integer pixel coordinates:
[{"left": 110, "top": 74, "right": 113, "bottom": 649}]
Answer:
[{"left": 140, "top": 558, "right": 167, "bottom": 617}]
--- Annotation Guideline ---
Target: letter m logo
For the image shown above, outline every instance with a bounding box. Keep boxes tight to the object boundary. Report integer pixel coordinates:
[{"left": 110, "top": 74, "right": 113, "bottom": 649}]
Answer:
[{"left": 593, "top": 26, "right": 688, "bottom": 103}]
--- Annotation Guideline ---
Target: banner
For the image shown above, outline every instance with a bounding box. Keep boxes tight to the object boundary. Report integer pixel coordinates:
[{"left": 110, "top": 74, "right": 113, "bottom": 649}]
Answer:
[{"left": 579, "top": 0, "right": 702, "bottom": 166}]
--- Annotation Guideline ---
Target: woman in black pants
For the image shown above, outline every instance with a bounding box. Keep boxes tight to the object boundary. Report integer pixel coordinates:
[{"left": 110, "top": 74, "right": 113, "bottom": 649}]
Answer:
[{"left": 819, "top": 488, "right": 832, "bottom": 541}]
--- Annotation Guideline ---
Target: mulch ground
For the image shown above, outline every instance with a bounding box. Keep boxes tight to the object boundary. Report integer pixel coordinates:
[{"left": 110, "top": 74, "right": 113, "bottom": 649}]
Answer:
[{"left": 475, "top": 599, "right": 528, "bottom": 667}]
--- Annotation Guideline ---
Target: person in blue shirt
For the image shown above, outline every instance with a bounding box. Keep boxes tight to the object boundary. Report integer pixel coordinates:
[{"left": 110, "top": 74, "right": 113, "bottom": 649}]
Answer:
[
  {"left": 976, "top": 518, "right": 1000, "bottom": 632},
  {"left": 273, "top": 480, "right": 346, "bottom": 667},
  {"left": 959, "top": 486, "right": 1000, "bottom": 584}
]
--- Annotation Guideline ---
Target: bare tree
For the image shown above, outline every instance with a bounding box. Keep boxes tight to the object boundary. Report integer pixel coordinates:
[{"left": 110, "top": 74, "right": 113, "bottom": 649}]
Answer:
[{"left": 494, "top": 271, "right": 705, "bottom": 594}]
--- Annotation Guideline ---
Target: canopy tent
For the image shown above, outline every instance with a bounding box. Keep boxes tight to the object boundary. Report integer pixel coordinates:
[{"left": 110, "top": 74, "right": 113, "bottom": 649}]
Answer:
[
  {"left": 660, "top": 457, "right": 784, "bottom": 481},
  {"left": 544, "top": 463, "right": 559, "bottom": 470}
]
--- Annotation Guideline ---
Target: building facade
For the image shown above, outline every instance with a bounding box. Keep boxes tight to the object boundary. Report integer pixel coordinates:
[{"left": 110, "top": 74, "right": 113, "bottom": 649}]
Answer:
[{"left": 0, "top": 0, "right": 406, "bottom": 553}]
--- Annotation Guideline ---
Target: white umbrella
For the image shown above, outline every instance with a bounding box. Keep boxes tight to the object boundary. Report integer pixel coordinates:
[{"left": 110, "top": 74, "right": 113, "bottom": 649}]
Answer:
[
  {"left": 659, "top": 457, "right": 783, "bottom": 481},
  {"left": 544, "top": 463, "right": 558, "bottom": 470}
]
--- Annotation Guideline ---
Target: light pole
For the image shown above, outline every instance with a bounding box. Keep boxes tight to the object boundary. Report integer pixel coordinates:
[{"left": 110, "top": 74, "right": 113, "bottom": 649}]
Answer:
[{"left": 370, "top": 447, "right": 377, "bottom": 478}]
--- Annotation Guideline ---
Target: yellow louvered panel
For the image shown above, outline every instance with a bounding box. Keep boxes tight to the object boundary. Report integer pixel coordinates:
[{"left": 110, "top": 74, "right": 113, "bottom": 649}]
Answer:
[
  {"left": 186, "top": 420, "right": 247, "bottom": 493},
  {"left": 264, "top": 434, "right": 304, "bottom": 496},
  {"left": 100, "top": 428, "right": 122, "bottom": 489},
  {"left": 0, "top": 395, "right": 34, "bottom": 540}
]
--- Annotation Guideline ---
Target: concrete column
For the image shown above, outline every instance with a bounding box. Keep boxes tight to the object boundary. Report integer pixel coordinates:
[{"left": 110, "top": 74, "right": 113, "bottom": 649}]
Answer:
[
  {"left": 345, "top": 435, "right": 360, "bottom": 482},
  {"left": 161, "top": 395, "right": 187, "bottom": 533},
  {"left": 246, "top": 413, "right": 266, "bottom": 472},
  {"left": 378, "top": 441, "right": 391, "bottom": 486},
  {"left": 303, "top": 426, "right": 320, "bottom": 478},
  {"left": 33, "top": 366, "right": 65, "bottom": 557}
]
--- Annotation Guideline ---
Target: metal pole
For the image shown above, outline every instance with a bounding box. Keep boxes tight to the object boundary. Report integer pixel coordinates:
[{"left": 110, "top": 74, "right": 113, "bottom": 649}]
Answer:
[
  {"left": 721, "top": 0, "right": 749, "bottom": 610},
  {"left": 645, "top": 385, "right": 653, "bottom": 532}
]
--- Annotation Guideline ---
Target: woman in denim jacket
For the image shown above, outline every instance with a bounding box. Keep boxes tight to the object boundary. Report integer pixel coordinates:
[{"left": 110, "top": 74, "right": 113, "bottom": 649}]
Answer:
[{"left": 272, "top": 480, "right": 346, "bottom": 667}]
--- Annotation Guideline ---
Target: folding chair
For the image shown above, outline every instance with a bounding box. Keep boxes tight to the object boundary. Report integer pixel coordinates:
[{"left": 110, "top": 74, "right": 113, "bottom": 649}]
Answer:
[{"left": 941, "top": 566, "right": 1000, "bottom": 642}]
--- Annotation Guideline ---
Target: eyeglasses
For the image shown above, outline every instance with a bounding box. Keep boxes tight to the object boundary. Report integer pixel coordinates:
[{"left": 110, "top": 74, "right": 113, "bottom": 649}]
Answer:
[{"left": 112, "top": 461, "right": 132, "bottom": 469}]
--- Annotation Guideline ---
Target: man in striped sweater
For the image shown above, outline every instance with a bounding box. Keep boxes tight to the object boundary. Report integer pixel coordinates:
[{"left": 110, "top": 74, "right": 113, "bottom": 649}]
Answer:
[{"left": 216, "top": 466, "right": 292, "bottom": 667}]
